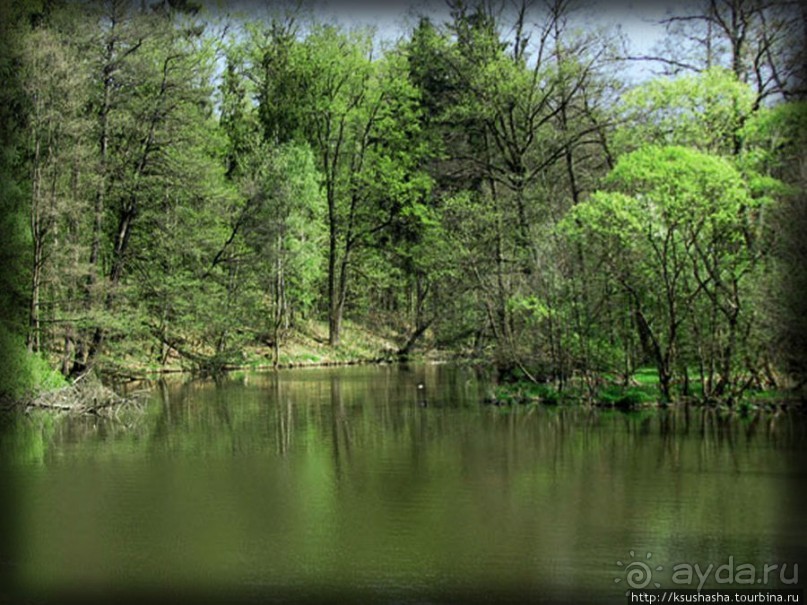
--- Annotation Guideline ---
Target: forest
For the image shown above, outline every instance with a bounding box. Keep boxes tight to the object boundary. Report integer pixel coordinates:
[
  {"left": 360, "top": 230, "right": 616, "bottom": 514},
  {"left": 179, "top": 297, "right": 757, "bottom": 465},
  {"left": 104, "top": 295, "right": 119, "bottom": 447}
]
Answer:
[{"left": 0, "top": 0, "right": 805, "bottom": 407}]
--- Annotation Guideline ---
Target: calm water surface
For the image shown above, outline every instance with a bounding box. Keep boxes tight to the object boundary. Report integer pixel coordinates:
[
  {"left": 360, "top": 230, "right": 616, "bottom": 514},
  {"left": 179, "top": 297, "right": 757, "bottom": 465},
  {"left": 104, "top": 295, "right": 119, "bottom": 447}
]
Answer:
[{"left": 1, "top": 364, "right": 805, "bottom": 603}]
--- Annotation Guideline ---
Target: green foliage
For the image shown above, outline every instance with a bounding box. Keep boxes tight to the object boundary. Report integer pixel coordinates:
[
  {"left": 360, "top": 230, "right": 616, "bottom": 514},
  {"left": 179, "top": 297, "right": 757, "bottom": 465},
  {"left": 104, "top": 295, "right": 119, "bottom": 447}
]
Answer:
[
  {"left": 565, "top": 144, "right": 779, "bottom": 402},
  {"left": 0, "top": 324, "right": 67, "bottom": 399},
  {"left": 597, "top": 385, "right": 655, "bottom": 408},
  {"left": 523, "top": 383, "right": 563, "bottom": 406},
  {"left": 0, "top": 325, "right": 34, "bottom": 400},
  {"left": 740, "top": 101, "right": 807, "bottom": 166},
  {"left": 29, "top": 353, "right": 68, "bottom": 392},
  {"left": 507, "top": 296, "right": 550, "bottom": 324},
  {"left": 0, "top": 1, "right": 799, "bottom": 406},
  {"left": 237, "top": 138, "right": 326, "bottom": 322},
  {"left": 0, "top": 3, "right": 37, "bottom": 400},
  {"left": 614, "top": 67, "right": 755, "bottom": 155},
  {"left": 632, "top": 368, "right": 660, "bottom": 386}
]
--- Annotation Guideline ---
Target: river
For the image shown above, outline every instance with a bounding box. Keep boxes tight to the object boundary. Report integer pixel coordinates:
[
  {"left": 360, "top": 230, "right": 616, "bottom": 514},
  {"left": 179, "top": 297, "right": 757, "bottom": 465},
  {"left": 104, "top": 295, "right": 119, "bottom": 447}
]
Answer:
[{"left": 1, "top": 363, "right": 805, "bottom": 604}]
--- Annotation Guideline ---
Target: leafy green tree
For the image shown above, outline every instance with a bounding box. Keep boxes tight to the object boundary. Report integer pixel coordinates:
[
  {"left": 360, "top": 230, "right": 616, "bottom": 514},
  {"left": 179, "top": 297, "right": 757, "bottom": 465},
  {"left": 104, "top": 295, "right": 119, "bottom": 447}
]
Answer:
[
  {"left": 741, "top": 100, "right": 807, "bottom": 388},
  {"left": 70, "top": 0, "right": 216, "bottom": 374},
  {"left": 236, "top": 140, "right": 326, "bottom": 365},
  {"left": 0, "top": 0, "right": 36, "bottom": 398},
  {"left": 126, "top": 112, "right": 241, "bottom": 373},
  {"left": 565, "top": 145, "right": 775, "bottom": 402},
  {"left": 247, "top": 24, "right": 432, "bottom": 346},
  {"left": 614, "top": 67, "right": 756, "bottom": 156},
  {"left": 417, "top": 1, "right": 622, "bottom": 377},
  {"left": 20, "top": 23, "right": 92, "bottom": 354}
]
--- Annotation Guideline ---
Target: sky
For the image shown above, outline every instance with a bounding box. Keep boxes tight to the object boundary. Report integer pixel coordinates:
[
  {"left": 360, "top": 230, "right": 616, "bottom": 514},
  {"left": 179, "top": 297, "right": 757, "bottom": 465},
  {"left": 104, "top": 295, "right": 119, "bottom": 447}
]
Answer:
[
  {"left": 207, "top": 0, "right": 683, "bottom": 84},
  {"left": 211, "top": 0, "right": 675, "bottom": 47}
]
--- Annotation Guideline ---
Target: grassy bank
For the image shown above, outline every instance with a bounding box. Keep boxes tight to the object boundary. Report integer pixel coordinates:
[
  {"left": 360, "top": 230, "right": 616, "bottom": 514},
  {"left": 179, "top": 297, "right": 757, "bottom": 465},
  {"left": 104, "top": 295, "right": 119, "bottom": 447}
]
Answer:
[
  {"left": 0, "top": 325, "right": 68, "bottom": 407},
  {"left": 484, "top": 367, "right": 803, "bottom": 411},
  {"left": 3, "top": 313, "right": 464, "bottom": 415},
  {"left": 95, "top": 319, "right": 428, "bottom": 381},
  {"left": 1, "top": 320, "right": 414, "bottom": 412},
  {"left": 7, "top": 315, "right": 801, "bottom": 413}
]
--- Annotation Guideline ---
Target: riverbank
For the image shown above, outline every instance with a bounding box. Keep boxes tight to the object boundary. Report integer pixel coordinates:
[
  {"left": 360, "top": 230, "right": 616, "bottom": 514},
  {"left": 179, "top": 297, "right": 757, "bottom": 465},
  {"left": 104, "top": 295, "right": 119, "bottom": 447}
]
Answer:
[
  {"left": 9, "top": 317, "right": 803, "bottom": 412},
  {"left": 2, "top": 319, "right": 452, "bottom": 414},
  {"left": 92, "top": 319, "right": 448, "bottom": 382},
  {"left": 0, "top": 372, "right": 149, "bottom": 416},
  {"left": 483, "top": 372, "right": 805, "bottom": 412}
]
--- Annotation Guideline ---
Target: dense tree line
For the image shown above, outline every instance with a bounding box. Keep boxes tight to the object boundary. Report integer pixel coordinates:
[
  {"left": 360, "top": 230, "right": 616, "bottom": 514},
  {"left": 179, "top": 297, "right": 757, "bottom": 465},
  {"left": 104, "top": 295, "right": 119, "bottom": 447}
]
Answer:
[{"left": 0, "top": 0, "right": 804, "bottom": 404}]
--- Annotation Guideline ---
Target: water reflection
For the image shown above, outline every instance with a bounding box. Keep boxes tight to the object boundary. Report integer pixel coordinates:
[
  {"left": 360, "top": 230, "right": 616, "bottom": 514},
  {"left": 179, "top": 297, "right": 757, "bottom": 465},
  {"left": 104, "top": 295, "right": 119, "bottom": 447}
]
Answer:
[{"left": 1, "top": 364, "right": 804, "bottom": 604}]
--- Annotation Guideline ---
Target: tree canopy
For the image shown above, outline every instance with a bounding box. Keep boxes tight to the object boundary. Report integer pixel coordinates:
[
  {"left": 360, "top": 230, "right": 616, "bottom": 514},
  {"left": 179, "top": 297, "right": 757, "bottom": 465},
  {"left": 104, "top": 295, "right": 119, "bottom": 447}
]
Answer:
[{"left": 1, "top": 0, "right": 803, "bottom": 404}]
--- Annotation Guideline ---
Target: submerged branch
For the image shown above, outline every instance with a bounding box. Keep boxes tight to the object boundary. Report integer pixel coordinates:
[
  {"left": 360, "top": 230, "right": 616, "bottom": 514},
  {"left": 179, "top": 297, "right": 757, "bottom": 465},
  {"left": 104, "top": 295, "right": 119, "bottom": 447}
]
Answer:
[{"left": 18, "top": 378, "right": 149, "bottom": 416}]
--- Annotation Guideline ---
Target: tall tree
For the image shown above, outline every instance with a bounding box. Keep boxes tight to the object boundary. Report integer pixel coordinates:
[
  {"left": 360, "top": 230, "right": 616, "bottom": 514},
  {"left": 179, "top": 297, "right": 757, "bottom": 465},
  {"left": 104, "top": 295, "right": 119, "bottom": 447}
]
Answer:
[
  {"left": 565, "top": 145, "right": 776, "bottom": 402},
  {"left": 250, "top": 24, "right": 430, "bottom": 346},
  {"left": 71, "top": 0, "right": 214, "bottom": 374},
  {"left": 20, "top": 23, "right": 91, "bottom": 354},
  {"left": 0, "top": 0, "right": 38, "bottom": 398},
  {"left": 236, "top": 140, "right": 326, "bottom": 366}
]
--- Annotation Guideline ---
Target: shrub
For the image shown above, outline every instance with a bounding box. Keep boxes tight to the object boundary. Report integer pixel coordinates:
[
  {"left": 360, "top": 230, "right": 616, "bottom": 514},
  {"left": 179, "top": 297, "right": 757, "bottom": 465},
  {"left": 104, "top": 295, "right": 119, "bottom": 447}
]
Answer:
[{"left": 598, "top": 385, "right": 654, "bottom": 408}]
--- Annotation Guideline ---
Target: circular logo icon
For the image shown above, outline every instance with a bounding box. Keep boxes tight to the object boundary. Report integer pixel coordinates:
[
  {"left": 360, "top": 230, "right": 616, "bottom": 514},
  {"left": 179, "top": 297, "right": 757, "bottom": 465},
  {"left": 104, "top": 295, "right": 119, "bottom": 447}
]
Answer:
[{"left": 615, "top": 551, "right": 663, "bottom": 593}]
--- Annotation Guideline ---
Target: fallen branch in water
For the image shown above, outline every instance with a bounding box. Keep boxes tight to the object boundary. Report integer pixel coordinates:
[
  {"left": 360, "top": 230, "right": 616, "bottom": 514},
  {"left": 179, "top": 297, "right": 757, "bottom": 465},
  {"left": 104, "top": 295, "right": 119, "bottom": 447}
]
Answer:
[{"left": 20, "top": 378, "right": 148, "bottom": 416}]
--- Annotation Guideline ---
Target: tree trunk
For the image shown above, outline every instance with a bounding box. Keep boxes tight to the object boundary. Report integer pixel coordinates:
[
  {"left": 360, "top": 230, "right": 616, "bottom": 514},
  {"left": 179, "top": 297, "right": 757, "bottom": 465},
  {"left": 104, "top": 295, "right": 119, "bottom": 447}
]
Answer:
[
  {"left": 398, "top": 318, "right": 434, "bottom": 357},
  {"left": 634, "top": 304, "right": 672, "bottom": 402},
  {"left": 273, "top": 231, "right": 284, "bottom": 368},
  {"left": 71, "top": 35, "right": 113, "bottom": 377},
  {"left": 28, "top": 132, "right": 43, "bottom": 353},
  {"left": 327, "top": 176, "right": 341, "bottom": 347},
  {"left": 333, "top": 243, "right": 352, "bottom": 348}
]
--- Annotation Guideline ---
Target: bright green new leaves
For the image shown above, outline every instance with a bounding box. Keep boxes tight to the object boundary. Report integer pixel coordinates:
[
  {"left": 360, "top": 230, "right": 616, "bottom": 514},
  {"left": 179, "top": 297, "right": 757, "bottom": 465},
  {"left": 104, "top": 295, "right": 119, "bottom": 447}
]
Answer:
[
  {"left": 568, "top": 146, "right": 761, "bottom": 260},
  {"left": 608, "top": 146, "right": 755, "bottom": 225},
  {"left": 565, "top": 145, "right": 776, "bottom": 400},
  {"left": 615, "top": 67, "right": 756, "bottom": 155},
  {"left": 238, "top": 141, "right": 326, "bottom": 319}
]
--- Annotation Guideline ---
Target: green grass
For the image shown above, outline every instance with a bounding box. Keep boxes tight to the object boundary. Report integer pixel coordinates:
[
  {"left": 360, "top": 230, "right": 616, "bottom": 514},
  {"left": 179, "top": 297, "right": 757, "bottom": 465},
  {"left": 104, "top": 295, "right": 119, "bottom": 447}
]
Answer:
[
  {"left": 488, "top": 381, "right": 569, "bottom": 406},
  {"left": 596, "top": 385, "right": 655, "bottom": 408},
  {"left": 0, "top": 324, "right": 68, "bottom": 399},
  {"left": 485, "top": 364, "right": 797, "bottom": 410},
  {"left": 521, "top": 382, "right": 563, "bottom": 405},
  {"left": 29, "top": 353, "right": 68, "bottom": 392},
  {"left": 632, "top": 367, "right": 660, "bottom": 385}
]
